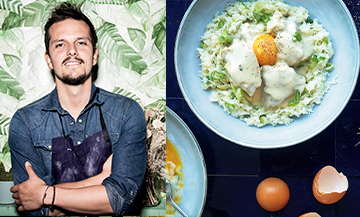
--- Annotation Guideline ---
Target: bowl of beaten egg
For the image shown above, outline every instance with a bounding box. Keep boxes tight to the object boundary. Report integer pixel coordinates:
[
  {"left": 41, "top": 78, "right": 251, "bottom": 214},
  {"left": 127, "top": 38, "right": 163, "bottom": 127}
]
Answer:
[
  {"left": 166, "top": 107, "right": 207, "bottom": 216},
  {"left": 174, "top": 0, "right": 359, "bottom": 148}
]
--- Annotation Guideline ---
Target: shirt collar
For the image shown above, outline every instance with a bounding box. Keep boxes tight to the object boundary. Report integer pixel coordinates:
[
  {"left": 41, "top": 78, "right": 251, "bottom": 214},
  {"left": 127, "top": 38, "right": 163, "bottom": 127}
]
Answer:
[{"left": 42, "top": 83, "right": 103, "bottom": 113}]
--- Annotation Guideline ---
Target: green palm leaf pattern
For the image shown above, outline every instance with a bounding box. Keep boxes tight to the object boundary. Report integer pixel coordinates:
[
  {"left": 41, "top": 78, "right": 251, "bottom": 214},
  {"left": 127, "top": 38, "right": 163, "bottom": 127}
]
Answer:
[
  {"left": 125, "top": 0, "right": 150, "bottom": 21},
  {"left": 0, "top": 114, "right": 10, "bottom": 136},
  {"left": 128, "top": 28, "right": 146, "bottom": 50},
  {"left": 23, "top": 0, "right": 48, "bottom": 27},
  {"left": 2, "top": 0, "right": 48, "bottom": 30},
  {"left": 126, "top": 1, "right": 158, "bottom": 32},
  {"left": 97, "top": 21, "right": 147, "bottom": 74},
  {"left": 0, "top": 144, "right": 11, "bottom": 171},
  {"left": 0, "top": 153, "right": 11, "bottom": 171},
  {"left": 152, "top": 17, "right": 165, "bottom": 55},
  {"left": 0, "top": 65, "right": 24, "bottom": 100},
  {"left": 3, "top": 54, "right": 22, "bottom": 76},
  {"left": 1, "top": 28, "right": 25, "bottom": 52},
  {"left": 89, "top": 0, "right": 127, "bottom": 4},
  {"left": 0, "top": 0, "right": 23, "bottom": 16},
  {"left": 136, "top": 59, "right": 165, "bottom": 99},
  {"left": 1, "top": 11, "right": 23, "bottom": 30},
  {"left": 113, "top": 87, "right": 141, "bottom": 105}
]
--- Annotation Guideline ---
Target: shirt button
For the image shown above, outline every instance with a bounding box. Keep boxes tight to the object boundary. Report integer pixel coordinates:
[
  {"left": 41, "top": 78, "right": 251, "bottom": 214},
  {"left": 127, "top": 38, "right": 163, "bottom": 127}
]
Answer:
[
  {"left": 77, "top": 141, "right": 81, "bottom": 145},
  {"left": 78, "top": 119, "right": 82, "bottom": 123},
  {"left": 48, "top": 145, "right": 52, "bottom": 149},
  {"left": 70, "top": 122, "right": 74, "bottom": 125}
]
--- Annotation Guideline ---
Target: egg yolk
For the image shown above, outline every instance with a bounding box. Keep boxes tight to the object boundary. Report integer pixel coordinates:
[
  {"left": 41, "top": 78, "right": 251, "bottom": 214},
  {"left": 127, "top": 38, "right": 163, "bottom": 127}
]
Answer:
[
  {"left": 166, "top": 138, "right": 182, "bottom": 172},
  {"left": 253, "top": 34, "right": 277, "bottom": 66},
  {"left": 166, "top": 138, "right": 184, "bottom": 215}
]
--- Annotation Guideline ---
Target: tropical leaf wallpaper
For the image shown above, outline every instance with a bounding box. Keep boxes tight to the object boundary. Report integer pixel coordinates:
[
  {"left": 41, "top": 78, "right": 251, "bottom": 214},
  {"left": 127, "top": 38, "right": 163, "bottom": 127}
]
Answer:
[{"left": 0, "top": 0, "right": 166, "bottom": 172}]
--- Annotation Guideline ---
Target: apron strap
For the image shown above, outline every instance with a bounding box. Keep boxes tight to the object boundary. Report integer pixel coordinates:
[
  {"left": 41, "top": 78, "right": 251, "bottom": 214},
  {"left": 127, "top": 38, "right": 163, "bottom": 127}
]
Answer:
[
  {"left": 89, "top": 88, "right": 110, "bottom": 143},
  {"left": 99, "top": 106, "right": 110, "bottom": 143},
  {"left": 57, "top": 113, "right": 67, "bottom": 138}
]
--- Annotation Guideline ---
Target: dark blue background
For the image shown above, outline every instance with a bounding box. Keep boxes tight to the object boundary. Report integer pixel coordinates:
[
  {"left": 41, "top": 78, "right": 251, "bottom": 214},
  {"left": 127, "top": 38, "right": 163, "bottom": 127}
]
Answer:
[{"left": 166, "top": 0, "right": 360, "bottom": 216}]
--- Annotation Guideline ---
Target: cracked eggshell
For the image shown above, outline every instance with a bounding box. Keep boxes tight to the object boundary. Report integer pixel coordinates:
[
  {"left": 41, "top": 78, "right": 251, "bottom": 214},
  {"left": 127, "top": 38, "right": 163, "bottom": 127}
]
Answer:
[
  {"left": 312, "top": 165, "right": 348, "bottom": 204},
  {"left": 299, "top": 212, "right": 321, "bottom": 217}
]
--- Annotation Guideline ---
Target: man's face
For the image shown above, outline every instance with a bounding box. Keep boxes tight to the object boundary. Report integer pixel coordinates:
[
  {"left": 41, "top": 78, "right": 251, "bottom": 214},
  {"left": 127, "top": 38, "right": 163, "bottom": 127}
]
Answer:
[{"left": 45, "top": 18, "right": 98, "bottom": 86}]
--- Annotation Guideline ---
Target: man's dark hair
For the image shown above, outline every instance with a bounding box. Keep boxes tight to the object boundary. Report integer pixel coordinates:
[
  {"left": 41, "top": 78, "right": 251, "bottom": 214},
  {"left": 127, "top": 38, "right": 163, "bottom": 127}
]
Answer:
[{"left": 44, "top": 2, "right": 97, "bottom": 55}]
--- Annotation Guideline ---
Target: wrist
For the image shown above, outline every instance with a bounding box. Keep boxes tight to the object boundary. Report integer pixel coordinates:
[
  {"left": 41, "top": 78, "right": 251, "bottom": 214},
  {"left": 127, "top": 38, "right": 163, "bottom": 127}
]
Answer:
[
  {"left": 42, "top": 186, "right": 50, "bottom": 205},
  {"left": 44, "top": 186, "right": 54, "bottom": 206}
]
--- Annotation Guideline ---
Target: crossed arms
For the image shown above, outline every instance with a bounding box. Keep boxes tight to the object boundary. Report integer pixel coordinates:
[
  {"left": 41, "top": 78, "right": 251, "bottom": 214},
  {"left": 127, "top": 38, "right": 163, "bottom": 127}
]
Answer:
[{"left": 10, "top": 155, "right": 113, "bottom": 215}]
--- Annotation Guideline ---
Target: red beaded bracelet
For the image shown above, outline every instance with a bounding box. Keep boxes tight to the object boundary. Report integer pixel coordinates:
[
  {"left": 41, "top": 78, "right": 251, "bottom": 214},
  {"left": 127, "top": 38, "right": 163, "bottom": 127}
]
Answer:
[{"left": 42, "top": 186, "right": 50, "bottom": 205}]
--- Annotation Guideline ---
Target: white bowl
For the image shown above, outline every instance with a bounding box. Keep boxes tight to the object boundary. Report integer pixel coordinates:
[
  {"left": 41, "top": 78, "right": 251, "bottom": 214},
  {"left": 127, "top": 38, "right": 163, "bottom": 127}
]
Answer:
[
  {"left": 166, "top": 107, "right": 207, "bottom": 217},
  {"left": 174, "top": 0, "right": 360, "bottom": 149},
  {"left": 0, "top": 181, "right": 15, "bottom": 204}
]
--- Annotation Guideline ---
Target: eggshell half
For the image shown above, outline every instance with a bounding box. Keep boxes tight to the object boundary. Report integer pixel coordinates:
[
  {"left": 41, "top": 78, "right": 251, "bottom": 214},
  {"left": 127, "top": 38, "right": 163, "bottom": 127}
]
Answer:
[
  {"left": 299, "top": 212, "right": 321, "bottom": 217},
  {"left": 312, "top": 165, "right": 348, "bottom": 204}
]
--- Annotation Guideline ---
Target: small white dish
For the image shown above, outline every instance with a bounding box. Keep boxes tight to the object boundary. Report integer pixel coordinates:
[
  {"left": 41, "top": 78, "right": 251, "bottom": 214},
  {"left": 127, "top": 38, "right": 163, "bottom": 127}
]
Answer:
[{"left": 166, "top": 107, "right": 207, "bottom": 216}]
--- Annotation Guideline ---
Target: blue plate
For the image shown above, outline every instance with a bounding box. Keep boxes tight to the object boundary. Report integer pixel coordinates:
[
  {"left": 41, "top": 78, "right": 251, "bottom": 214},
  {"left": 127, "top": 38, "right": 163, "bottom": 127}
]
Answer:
[
  {"left": 174, "top": 0, "right": 360, "bottom": 148},
  {"left": 166, "top": 107, "right": 207, "bottom": 217}
]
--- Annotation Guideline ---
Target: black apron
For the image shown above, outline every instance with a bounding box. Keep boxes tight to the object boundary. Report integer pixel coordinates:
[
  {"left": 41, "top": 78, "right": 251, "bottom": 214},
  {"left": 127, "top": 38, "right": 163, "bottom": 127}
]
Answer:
[{"left": 51, "top": 104, "right": 112, "bottom": 184}]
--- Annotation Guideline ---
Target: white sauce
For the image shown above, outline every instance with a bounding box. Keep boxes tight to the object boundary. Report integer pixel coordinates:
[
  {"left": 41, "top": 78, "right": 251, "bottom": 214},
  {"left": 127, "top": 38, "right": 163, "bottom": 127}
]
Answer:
[
  {"left": 275, "top": 19, "right": 304, "bottom": 66},
  {"left": 301, "top": 36, "right": 315, "bottom": 62},
  {"left": 275, "top": 32, "right": 303, "bottom": 66},
  {"left": 267, "top": 11, "right": 285, "bottom": 37},
  {"left": 269, "top": 12, "right": 314, "bottom": 67},
  {"left": 261, "top": 62, "right": 305, "bottom": 107},
  {"left": 241, "top": 23, "right": 265, "bottom": 43},
  {"left": 222, "top": 41, "right": 261, "bottom": 96},
  {"left": 221, "top": 10, "right": 312, "bottom": 107}
]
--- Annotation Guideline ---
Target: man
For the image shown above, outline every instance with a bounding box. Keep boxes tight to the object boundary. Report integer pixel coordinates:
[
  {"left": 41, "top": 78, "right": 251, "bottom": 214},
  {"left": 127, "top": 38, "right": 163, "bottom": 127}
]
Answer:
[{"left": 8, "top": 2, "right": 147, "bottom": 216}]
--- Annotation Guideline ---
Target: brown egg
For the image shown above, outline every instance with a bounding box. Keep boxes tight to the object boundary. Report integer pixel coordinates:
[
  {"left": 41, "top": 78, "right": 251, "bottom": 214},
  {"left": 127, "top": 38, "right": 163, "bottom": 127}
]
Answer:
[
  {"left": 253, "top": 34, "right": 277, "bottom": 66},
  {"left": 312, "top": 165, "right": 348, "bottom": 204},
  {"left": 299, "top": 212, "right": 321, "bottom": 217},
  {"left": 256, "top": 177, "right": 290, "bottom": 212}
]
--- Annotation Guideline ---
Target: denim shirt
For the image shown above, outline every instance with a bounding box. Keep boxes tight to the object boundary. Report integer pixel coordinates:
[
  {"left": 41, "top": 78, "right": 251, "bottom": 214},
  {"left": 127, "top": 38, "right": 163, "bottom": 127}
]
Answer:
[{"left": 8, "top": 84, "right": 147, "bottom": 216}]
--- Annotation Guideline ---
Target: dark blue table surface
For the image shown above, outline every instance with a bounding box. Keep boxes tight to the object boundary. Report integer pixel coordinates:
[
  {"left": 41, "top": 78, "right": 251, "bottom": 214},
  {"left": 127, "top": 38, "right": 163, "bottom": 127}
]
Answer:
[{"left": 166, "top": 0, "right": 360, "bottom": 216}]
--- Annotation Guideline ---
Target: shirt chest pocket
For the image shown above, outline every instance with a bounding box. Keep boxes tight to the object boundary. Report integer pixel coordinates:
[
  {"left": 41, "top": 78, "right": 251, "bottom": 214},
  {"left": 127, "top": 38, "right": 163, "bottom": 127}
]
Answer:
[{"left": 34, "top": 140, "right": 52, "bottom": 174}]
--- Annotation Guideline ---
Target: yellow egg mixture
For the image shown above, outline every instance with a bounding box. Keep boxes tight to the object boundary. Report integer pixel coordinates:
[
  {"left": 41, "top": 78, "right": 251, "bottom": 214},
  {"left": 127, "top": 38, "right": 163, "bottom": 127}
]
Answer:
[{"left": 166, "top": 138, "right": 184, "bottom": 215}]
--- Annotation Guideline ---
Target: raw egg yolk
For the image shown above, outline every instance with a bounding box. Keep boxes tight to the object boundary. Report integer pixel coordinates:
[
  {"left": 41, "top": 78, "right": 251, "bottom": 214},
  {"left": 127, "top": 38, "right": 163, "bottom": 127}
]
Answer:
[
  {"left": 253, "top": 34, "right": 277, "bottom": 66},
  {"left": 166, "top": 138, "right": 182, "bottom": 172},
  {"left": 256, "top": 177, "right": 290, "bottom": 212}
]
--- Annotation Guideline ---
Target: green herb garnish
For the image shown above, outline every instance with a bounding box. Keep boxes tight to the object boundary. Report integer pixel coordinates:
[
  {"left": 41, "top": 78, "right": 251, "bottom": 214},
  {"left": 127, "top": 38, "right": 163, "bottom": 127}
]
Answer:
[
  {"left": 305, "top": 18, "right": 313, "bottom": 24},
  {"left": 288, "top": 89, "right": 301, "bottom": 106},
  {"left": 292, "top": 32, "right": 302, "bottom": 42},
  {"left": 210, "top": 70, "right": 226, "bottom": 80},
  {"left": 233, "top": 87, "right": 244, "bottom": 101},
  {"left": 218, "top": 20, "right": 225, "bottom": 28},
  {"left": 225, "top": 102, "right": 235, "bottom": 111},
  {"left": 325, "top": 62, "right": 335, "bottom": 72}
]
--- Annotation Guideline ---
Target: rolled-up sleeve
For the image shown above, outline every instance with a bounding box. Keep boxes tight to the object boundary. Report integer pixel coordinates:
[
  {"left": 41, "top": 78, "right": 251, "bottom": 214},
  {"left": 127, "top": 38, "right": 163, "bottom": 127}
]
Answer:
[
  {"left": 9, "top": 110, "right": 55, "bottom": 216},
  {"left": 102, "top": 99, "right": 147, "bottom": 216}
]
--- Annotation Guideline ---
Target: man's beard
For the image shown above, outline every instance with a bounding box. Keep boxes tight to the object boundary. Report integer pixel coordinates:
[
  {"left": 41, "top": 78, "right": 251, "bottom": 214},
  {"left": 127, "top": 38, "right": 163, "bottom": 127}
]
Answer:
[
  {"left": 55, "top": 71, "right": 91, "bottom": 86},
  {"left": 55, "top": 57, "right": 91, "bottom": 85}
]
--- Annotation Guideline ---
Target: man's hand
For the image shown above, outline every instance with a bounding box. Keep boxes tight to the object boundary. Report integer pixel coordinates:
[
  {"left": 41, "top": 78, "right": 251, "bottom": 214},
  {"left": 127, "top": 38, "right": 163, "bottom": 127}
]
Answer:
[{"left": 10, "top": 162, "right": 48, "bottom": 212}]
